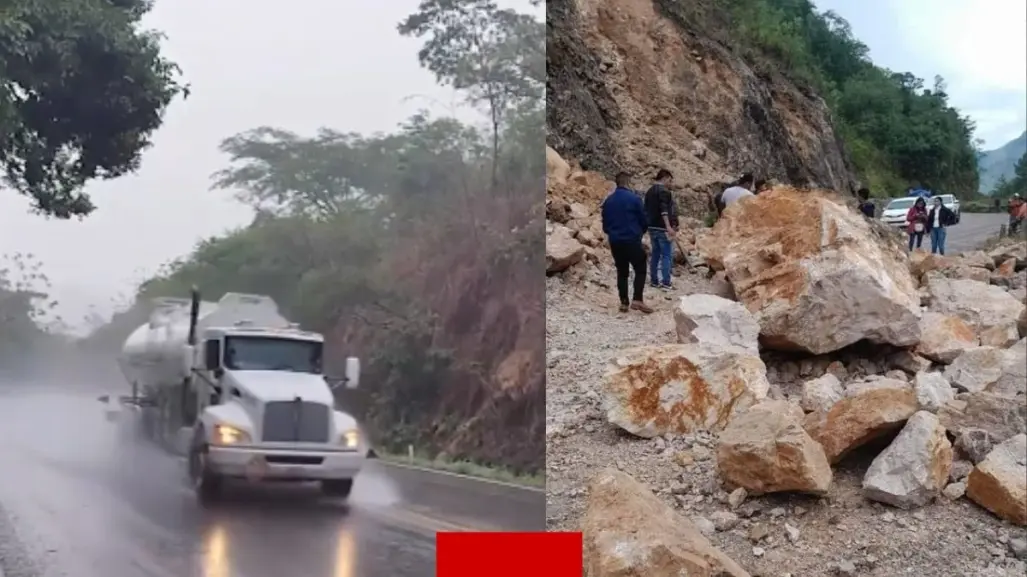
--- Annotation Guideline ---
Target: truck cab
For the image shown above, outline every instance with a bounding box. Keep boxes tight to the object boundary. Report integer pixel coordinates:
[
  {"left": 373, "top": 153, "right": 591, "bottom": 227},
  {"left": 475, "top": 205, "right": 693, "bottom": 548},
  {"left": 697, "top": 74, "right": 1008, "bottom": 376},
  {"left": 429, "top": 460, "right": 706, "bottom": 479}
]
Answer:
[{"left": 188, "top": 323, "right": 367, "bottom": 503}]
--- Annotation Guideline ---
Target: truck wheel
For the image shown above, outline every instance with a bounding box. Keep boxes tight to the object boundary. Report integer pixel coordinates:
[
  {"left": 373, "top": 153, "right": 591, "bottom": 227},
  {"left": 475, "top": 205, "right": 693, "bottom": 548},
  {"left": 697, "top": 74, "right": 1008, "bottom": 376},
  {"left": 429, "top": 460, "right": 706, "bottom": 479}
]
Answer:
[
  {"left": 188, "top": 427, "right": 223, "bottom": 506},
  {"left": 321, "top": 479, "right": 353, "bottom": 498}
]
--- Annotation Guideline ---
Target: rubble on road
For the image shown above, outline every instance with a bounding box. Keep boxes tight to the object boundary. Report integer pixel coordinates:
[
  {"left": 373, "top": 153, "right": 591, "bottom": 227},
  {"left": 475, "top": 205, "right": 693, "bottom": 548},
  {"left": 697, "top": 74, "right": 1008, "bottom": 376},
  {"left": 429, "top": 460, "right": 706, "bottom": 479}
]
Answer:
[{"left": 548, "top": 158, "right": 1027, "bottom": 576}]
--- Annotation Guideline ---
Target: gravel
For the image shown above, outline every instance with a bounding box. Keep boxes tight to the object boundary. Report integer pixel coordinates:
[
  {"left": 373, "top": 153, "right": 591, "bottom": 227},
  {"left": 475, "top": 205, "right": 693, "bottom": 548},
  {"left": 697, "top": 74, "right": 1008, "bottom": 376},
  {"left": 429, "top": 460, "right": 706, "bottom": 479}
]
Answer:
[{"left": 546, "top": 263, "right": 1027, "bottom": 577}]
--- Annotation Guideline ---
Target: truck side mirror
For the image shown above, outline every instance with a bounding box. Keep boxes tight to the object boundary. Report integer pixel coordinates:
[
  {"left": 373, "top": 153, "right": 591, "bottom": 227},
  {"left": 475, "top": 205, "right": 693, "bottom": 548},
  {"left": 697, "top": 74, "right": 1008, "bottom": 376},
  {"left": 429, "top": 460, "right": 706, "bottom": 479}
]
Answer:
[
  {"left": 204, "top": 340, "right": 222, "bottom": 370},
  {"left": 344, "top": 357, "right": 360, "bottom": 389}
]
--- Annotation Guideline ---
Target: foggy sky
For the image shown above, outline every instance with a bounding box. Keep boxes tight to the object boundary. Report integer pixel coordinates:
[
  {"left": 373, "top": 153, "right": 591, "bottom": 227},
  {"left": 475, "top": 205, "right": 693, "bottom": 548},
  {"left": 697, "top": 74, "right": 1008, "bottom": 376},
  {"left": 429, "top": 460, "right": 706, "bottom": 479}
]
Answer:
[
  {"left": 0, "top": 0, "right": 538, "bottom": 332},
  {"left": 814, "top": 0, "right": 1026, "bottom": 149}
]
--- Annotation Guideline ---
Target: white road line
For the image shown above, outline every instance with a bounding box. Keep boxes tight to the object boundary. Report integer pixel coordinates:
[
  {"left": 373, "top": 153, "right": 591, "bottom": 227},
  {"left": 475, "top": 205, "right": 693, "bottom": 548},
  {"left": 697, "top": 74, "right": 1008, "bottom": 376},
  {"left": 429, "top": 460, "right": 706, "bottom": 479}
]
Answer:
[{"left": 374, "top": 460, "right": 545, "bottom": 493}]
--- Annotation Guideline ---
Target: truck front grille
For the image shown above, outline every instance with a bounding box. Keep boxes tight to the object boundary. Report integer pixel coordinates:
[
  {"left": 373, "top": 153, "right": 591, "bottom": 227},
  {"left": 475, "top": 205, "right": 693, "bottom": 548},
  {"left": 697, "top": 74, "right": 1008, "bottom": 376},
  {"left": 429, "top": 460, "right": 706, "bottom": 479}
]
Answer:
[{"left": 261, "top": 400, "right": 330, "bottom": 443}]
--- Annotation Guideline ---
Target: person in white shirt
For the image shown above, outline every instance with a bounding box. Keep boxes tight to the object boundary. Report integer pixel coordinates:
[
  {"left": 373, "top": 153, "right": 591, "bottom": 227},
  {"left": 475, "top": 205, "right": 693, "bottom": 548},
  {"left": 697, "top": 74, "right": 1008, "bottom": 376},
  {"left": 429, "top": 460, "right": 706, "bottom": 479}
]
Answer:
[
  {"left": 719, "top": 173, "right": 756, "bottom": 212},
  {"left": 926, "top": 196, "right": 956, "bottom": 255}
]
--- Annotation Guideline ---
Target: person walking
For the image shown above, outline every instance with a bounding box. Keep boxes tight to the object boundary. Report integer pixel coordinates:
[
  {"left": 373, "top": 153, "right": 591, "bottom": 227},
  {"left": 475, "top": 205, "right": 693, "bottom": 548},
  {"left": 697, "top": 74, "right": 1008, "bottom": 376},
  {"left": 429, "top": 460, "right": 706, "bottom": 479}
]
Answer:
[
  {"left": 643, "top": 169, "right": 678, "bottom": 290},
  {"left": 926, "top": 196, "right": 956, "bottom": 255},
  {"left": 905, "top": 197, "right": 928, "bottom": 251},
  {"left": 601, "top": 172, "right": 654, "bottom": 314}
]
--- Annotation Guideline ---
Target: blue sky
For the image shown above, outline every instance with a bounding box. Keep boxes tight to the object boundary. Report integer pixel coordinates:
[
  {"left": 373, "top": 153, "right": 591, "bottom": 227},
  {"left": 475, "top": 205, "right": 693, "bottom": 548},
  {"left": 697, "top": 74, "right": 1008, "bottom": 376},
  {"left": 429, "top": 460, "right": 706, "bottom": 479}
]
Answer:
[{"left": 814, "top": 0, "right": 1026, "bottom": 150}]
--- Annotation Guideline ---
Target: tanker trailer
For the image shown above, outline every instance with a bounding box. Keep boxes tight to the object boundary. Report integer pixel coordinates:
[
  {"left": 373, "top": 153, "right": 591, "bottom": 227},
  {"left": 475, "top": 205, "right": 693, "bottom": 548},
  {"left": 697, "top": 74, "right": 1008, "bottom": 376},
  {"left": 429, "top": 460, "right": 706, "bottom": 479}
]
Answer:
[{"left": 103, "top": 288, "right": 368, "bottom": 505}]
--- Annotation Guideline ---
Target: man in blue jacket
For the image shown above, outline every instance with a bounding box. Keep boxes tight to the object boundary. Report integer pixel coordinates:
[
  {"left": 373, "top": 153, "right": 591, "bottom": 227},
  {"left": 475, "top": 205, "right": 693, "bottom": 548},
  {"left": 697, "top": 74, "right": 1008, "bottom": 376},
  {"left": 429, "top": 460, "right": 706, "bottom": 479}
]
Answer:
[{"left": 602, "top": 172, "right": 654, "bottom": 314}]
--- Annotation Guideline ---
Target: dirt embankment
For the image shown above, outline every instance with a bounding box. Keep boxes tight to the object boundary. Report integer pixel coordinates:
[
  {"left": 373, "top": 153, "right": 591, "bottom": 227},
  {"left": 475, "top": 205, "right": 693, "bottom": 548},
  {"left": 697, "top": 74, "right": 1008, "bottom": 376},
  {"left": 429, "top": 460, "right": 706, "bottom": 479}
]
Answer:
[{"left": 546, "top": 0, "right": 854, "bottom": 216}]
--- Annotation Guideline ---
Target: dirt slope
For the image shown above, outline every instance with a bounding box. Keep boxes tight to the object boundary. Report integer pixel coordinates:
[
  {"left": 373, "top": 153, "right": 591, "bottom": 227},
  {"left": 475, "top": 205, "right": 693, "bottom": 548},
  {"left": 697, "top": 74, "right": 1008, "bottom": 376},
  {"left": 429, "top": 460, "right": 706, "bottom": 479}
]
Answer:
[{"left": 547, "top": 0, "right": 854, "bottom": 215}]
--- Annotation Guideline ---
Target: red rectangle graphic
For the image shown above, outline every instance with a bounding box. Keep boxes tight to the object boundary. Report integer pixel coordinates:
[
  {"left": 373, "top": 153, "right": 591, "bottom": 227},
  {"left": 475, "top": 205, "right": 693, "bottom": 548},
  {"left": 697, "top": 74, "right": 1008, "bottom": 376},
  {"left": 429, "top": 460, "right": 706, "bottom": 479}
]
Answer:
[{"left": 436, "top": 531, "right": 582, "bottom": 576}]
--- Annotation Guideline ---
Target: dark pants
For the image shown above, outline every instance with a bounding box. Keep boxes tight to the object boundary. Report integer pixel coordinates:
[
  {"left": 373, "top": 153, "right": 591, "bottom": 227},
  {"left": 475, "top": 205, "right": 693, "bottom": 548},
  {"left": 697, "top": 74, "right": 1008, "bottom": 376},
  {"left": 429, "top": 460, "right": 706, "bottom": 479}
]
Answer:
[
  {"left": 907, "top": 231, "right": 924, "bottom": 251},
  {"left": 610, "top": 241, "right": 647, "bottom": 305}
]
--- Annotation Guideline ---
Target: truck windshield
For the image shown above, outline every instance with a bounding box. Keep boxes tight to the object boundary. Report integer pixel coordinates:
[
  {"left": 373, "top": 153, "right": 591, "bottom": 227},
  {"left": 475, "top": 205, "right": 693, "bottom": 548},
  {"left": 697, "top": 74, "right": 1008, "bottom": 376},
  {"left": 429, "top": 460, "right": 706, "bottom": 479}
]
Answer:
[{"left": 223, "top": 336, "right": 323, "bottom": 374}]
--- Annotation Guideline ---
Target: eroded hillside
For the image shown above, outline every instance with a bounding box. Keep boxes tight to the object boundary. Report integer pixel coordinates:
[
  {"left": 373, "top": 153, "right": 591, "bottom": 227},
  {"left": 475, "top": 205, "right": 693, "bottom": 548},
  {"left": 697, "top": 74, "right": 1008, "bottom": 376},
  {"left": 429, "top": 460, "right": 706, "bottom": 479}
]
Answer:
[{"left": 547, "top": 0, "right": 855, "bottom": 213}]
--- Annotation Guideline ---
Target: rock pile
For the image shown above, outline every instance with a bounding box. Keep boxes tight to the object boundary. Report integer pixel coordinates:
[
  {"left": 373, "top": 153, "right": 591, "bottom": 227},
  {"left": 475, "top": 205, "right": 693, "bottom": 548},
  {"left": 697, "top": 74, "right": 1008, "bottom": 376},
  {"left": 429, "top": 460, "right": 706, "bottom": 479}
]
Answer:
[{"left": 573, "top": 189, "right": 1027, "bottom": 576}]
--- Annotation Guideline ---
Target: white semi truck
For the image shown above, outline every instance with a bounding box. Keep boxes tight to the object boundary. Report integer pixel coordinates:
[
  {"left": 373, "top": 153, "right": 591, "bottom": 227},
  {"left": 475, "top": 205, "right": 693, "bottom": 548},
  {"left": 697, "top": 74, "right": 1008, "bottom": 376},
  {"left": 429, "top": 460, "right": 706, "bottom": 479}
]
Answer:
[{"left": 101, "top": 289, "right": 369, "bottom": 505}]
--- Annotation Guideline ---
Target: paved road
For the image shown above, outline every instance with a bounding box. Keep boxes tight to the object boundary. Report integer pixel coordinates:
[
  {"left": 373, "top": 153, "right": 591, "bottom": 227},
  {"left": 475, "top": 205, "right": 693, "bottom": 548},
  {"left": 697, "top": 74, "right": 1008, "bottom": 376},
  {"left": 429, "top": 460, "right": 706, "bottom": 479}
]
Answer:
[
  {"left": 933, "top": 212, "right": 1007, "bottom": 253},
  {"left": 0, "top": 389, "right": 544, "bottom": 577}
]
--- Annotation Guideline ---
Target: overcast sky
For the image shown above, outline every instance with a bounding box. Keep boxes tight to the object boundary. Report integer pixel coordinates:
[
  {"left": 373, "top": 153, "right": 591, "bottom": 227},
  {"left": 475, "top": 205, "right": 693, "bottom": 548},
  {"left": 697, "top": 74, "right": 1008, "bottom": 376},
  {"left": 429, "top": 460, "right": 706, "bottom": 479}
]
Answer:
[
  {"left": 0, "top": 0, "right": 538, "bottom": 331},
  {"left": 814, "top": 0, "right": 1027, "bottom": 149}
]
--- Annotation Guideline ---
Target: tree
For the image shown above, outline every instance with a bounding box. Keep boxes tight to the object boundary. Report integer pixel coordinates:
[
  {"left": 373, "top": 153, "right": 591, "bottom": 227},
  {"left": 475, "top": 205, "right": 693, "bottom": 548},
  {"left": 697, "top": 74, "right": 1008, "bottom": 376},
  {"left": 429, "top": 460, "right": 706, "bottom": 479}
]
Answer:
[
  {"left": 0, "top": 0, "right": 185, "bottom": 218},
  {"left": 398, "top": 0, "right": 543, "bottom": 188}
]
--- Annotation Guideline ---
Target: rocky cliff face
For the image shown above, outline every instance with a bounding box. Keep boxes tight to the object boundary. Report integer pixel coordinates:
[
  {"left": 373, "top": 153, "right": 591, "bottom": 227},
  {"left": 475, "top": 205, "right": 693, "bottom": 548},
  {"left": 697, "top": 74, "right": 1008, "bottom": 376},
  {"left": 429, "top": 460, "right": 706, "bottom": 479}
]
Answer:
[{"left": 547, "top": 0, "right": 855, "bottom": 216}]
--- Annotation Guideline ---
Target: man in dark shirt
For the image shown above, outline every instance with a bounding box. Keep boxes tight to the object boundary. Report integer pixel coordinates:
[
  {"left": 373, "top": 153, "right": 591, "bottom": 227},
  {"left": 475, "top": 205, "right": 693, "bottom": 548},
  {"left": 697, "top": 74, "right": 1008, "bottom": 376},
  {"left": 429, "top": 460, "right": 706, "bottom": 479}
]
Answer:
[
  {"left": 601, "top": 172, "right": 654, "bottom": 313},
  {"left": 643, "top": 168, "right": 678, "bottom": 290},
  {"left": 857, "top": 187, "right": 876, "bottom": 218}
]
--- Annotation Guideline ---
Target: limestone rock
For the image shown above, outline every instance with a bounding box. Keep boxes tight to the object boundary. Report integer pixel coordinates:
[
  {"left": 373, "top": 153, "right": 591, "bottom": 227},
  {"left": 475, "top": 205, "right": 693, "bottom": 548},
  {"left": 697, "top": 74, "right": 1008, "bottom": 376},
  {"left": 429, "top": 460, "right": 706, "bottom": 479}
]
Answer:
[
  {"left": 888, "top": 350, "right": 933, "bottom": 374},
  {"left": 915, "top": 312, "right": 979, "bottom": 364},
  {"left": 546, "top": 224, "right": 585, "bottom": 274},
  {"left": 914, "top": 371, "right": 955, "bottom": 412},
  {"left": 582, "top": 468, "right": 751, "bottom": 577},
  {"left": 603, "top": 344, "right": 770, "bottom": 438},
  {"left": 696, "top": 188, "right": 921, "bottom": 355},
  {"left": 955, "top": 428, "right": 996, "bottom": 464},
  {"left": 804, "top": 387, "right": 918, "bottom": 464},
  {"left": 717, "top": 401, "right": 833, "bottom": 495},
  {"left": 938, "top": 392, "right": 1027, "bottom": 442},
  {"left": 960, "top": 251, "right": 996, "bottom": 270},
  {"left": 980, "top": 323, "right": 1021, "bottom": 348},
  {"left": 862, "top": 411, "right": 953, "bottom": 508},
  {"left": 844, "top": 376, "right": 911, "bottom": 398},
  {"left": 926, "top": 276, "right": 1025, "bottom": 339},
  {"left": 966, "top": 434, "right": 1027, "bottom": 526},
  {"left": 944, "top": 345, "right": 1026, "bottom": 397},
  {"left": 545, "top": 145, "right": 572, "bottom": 184},
  {"left": 674, "top": 294, "right": 760, "bottom": 354},
  {"left": 800, "top": 373, "right": 844, "bottom": 413},
  {"left": 1019, "top": 308, "right": 1027, "bottom": 339}
]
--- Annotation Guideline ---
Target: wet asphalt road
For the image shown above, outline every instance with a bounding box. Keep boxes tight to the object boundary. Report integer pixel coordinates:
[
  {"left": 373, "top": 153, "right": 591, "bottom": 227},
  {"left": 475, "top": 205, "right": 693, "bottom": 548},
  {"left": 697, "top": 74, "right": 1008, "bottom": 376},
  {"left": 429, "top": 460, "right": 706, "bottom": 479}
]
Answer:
[{"left": 0, "top": 389, "right": 545, "bottom": 577}]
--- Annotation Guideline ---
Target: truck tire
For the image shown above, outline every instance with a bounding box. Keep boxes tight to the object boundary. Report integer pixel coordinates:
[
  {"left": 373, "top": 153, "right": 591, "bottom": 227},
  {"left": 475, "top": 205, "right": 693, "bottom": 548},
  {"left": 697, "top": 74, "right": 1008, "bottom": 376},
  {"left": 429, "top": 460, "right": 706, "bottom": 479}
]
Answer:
[
  {"left": 321, "top": 479, "right": 353, "bottom": 498},
  {"left": 188, "top": 426, "right": 223, "bottom": 506}
]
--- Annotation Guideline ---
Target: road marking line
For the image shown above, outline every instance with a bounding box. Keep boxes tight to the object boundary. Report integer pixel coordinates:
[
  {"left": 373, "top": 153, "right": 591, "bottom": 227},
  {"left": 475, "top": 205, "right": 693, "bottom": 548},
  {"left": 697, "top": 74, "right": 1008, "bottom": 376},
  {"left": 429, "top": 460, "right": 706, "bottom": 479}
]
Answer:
[
  {"left": 375, "top": 460, "right": 545, "bottom": 493},
  {"left": 360, "top": 505, "right": 481, "bottom": 536}
]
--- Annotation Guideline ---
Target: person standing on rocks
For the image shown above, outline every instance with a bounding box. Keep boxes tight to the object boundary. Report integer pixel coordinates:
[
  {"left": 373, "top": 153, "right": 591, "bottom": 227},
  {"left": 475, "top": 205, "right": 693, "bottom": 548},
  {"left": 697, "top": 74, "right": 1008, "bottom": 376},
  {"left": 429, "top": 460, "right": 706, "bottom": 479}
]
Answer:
[
  {"left": 905, "top": 196, "right": 929, "bottom": 251},
  {"left": 602, "top": 172, "right": 655, "bottom": 314},
  {"left": 643, "top": 169, "right": 678, "bottom": 290},
  {"left": 926, "top": 196, "right": 957, "bottom": 255}
]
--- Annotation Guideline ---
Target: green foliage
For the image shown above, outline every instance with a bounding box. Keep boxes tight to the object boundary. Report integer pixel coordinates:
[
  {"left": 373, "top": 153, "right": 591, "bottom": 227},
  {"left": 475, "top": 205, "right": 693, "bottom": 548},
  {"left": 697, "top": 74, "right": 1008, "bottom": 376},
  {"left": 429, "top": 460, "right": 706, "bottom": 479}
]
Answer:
[
  {"left": 0, "top": 0, "right": 185, "bottom": 218},
  {"left": 108, "top": 3, "right": 545, "bottom": 472},
  {"left": 992, "top": 151, "right": 1027, "bottom": 199},
  {"left": 0, "top": 252, "right": 58, "bottom": 373},
  {"left": 398, "top": 0, "right": 543, "bottom": 187},
  {"left": 722, "top": 0, "right": 980, "bottom": 197}
]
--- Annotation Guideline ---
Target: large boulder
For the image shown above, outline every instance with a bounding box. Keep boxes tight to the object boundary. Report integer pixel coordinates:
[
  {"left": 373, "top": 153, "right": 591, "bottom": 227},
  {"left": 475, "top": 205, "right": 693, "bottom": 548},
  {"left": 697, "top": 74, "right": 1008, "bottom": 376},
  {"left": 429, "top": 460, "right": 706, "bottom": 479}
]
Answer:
[
  {"left": 925, "top": 276, "right": 1025, "bottom": 340},
  {"left": 966, "top": 434, "right": 1027, "bottom": 526},
  {"left": 803, "top": 387, "right": 918, "bottom": 464},
  {"left": 603, "top": 344, "right": 769, "bottom": 438},
  {"left": 696, "top": 188, "right": 920, "bottom": 354},
  {"left": 938, "top": 392, "right": 1027, "bottom": 442},
  {"left": 862, "top": 411, "right": 953, "bottom": 509},
  {"left": 546, "top": 223, "right": 585, "bottom": 274},
  {"left": 582, "top": 469, "right": 751, "bottom": 577},
  {"left": 716, "top": 401, "right": 833, "bottom": 495},
  {"left": 673, "top": 294, "right": 760, "bottom": 354},
  {"left": 943, "top": 342, "right": 1027, "bottom": 397},
  {"left": 915, "top": 312, "right": 979, "bottom": 364}
]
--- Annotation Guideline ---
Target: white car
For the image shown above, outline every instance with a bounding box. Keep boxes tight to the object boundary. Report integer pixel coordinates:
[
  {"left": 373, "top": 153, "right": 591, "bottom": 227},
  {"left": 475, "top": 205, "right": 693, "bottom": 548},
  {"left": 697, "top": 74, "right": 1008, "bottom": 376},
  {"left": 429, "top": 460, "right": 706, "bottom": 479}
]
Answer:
[
  {"left": 937, "top": 194, "right": 961, "bottom": 223},
  {"left": 880, "top": 195, "right": 961, "bottom": 228},
  {"left": 880, "top": 197, "right": 918, "bottom": 228}
]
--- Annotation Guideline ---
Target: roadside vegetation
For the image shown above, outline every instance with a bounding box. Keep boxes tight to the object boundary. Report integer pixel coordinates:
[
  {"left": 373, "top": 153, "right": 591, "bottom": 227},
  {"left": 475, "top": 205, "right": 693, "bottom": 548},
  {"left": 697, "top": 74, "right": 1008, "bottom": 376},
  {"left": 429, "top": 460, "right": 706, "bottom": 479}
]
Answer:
[
  {"left": 716, "top": 0, "right": 980, "bottom": 198},
  {"left": 82, "top": 0, "right": 545, "bottom": 477}
]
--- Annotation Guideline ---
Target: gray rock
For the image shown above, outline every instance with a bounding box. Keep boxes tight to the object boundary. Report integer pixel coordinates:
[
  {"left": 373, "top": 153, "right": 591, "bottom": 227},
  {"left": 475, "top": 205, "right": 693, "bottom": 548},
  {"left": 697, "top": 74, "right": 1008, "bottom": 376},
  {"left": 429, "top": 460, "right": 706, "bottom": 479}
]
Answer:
[
  {"left": 949, "top": 459, "right": 974, "bottom": 481},
  {"left": 942, "top": 481, "right": 966, "bottom": 500},
  {"left": 862, "top": 411, "right": 953, "bottom": 508},
  {"left": 801, "top": 373, "right": 844, "bottom": 413},
  {"left": 955, "top": 428, "right": 996, "bottom": 464},
  {"left": 914, "top": 371, "right": 955, "bottom": 412}
]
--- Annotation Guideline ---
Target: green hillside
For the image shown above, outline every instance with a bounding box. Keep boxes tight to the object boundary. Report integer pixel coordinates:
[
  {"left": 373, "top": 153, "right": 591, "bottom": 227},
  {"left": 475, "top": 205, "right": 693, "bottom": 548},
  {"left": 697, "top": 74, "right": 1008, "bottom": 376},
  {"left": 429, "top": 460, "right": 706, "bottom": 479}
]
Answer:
[{"left": 980, "top": 131, "right": 1027, "bottom": 194}]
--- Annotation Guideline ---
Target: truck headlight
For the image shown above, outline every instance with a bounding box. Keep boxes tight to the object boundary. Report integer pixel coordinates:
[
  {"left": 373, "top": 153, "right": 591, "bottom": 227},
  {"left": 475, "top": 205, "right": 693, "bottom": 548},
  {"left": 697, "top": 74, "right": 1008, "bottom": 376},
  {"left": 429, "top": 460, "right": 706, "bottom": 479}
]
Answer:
[
  {"left": 340, "top": 429, "right": 359, "bottom": 449},
  {"left": 214, "top": 424, "right": 250, "bottom": 445}
]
